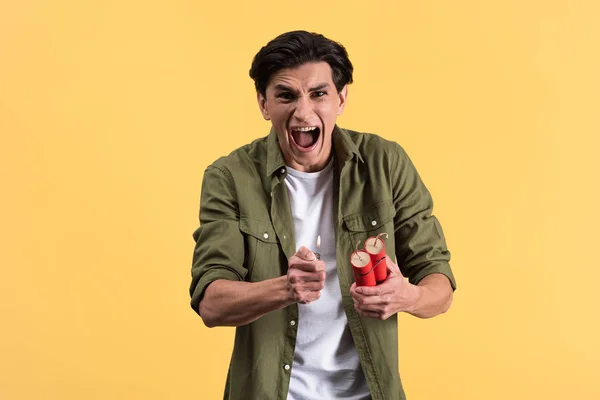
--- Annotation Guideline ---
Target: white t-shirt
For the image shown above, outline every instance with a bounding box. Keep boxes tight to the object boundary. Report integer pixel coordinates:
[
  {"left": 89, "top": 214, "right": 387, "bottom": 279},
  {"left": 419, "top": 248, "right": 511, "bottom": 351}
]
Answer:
[{"left": 285, "top": 159, "right": 371, "bottom": 400}]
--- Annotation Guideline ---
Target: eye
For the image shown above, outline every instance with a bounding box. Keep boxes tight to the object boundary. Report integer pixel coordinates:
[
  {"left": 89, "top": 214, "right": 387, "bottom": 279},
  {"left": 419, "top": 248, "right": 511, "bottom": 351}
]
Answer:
[
  {"left": 312, "top": 91, "right": 327, "bottom": 98},
  {"left": 276, "top": 92, "right": 295, "bottom": 101}
]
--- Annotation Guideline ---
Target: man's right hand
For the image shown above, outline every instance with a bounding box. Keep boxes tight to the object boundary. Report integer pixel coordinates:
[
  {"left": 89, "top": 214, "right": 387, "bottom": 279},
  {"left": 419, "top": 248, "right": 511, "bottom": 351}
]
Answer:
[{"left": 287, "top": 246, "right": 326, "bottom": 304}]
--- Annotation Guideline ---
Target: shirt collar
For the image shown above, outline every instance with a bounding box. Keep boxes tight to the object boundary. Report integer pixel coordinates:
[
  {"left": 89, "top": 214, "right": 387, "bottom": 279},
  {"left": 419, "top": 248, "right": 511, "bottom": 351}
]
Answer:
[
  {"left": 332, "top": 124, "right": 364, "bottom": 164},
  {"left": 265, "top": 124, "right": 363, "bottom": 177}
]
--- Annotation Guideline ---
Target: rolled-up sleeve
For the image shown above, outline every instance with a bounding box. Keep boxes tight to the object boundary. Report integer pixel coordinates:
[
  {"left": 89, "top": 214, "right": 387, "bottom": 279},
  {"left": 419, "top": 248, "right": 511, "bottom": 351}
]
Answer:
[
  {"left": 391, "top": 144, "right": 457, "bottom": 290},
  {"left": 189, "top": 164, "right": 247, "bottom": 314}
]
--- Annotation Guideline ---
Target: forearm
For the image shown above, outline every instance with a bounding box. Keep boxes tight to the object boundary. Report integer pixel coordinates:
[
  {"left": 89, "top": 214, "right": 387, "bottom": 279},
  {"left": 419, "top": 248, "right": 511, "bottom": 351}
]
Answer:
[
  {"left": 407, "top": 273, "right": 454, "bottom": 318},
  {"left": 198, "top": 276, "right": 294, "bottom": 327}
]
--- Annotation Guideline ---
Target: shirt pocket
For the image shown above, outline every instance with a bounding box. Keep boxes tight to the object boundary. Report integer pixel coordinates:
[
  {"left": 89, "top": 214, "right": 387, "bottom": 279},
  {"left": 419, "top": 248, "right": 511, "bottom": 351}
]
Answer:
[
  {"left": 342, "top": 200, "right": 396, "bottom": 256},
  {"left": 239, "top": 216, "right": 281, "bottom": 282}
]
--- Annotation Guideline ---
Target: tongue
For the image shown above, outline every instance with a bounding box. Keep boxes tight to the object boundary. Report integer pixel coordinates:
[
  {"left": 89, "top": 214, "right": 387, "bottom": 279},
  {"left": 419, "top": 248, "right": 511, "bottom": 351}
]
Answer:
[{"left": 292, "top": 130, "right": 317, "bottom": 148}]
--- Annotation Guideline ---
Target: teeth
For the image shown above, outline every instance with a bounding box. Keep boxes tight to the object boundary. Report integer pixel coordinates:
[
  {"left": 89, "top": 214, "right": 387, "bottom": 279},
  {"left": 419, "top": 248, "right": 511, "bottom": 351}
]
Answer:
[{"left": 292, "top": 126, "right": 317, "bottom": 132}]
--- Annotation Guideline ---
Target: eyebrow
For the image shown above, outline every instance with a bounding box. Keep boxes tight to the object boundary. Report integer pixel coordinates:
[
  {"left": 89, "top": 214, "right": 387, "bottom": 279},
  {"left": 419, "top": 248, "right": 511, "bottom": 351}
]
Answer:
[
  {"left": 273, "top": 83, "right": 331, "bottom": 93},
  {"left": 309, "top": 83, "right": 330, "bottom": 91}
]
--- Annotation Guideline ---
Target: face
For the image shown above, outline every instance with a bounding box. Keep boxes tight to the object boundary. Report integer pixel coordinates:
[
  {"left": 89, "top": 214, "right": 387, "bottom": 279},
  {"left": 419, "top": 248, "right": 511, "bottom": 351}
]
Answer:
[{"left": 257, "top": 62, "right": 348, "bottom": 172}]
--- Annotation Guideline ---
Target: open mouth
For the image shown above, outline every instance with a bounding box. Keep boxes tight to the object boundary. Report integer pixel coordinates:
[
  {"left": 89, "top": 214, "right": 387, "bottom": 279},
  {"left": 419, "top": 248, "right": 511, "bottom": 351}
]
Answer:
[{"left": 289, "top": 126, "right": 321, "bottom": 151}]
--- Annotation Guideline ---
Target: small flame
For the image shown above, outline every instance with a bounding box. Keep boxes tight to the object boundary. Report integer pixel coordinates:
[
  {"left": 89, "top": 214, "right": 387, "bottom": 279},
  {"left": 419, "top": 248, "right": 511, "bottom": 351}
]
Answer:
[{"left": 316, "top": 235, "right": 321, "bottom": 249}]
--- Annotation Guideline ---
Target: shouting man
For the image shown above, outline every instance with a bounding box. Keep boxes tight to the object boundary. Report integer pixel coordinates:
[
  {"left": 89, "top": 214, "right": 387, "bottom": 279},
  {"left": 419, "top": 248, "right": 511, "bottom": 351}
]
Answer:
[{"left": 190, "top": 30, "right": 457, "bottom": 400}]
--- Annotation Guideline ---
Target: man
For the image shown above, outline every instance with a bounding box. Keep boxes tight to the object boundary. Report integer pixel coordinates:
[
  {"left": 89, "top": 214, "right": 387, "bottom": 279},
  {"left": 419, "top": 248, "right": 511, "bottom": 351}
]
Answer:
[{"left": 190, "top": 30, "right": 457, "bottom": 400}]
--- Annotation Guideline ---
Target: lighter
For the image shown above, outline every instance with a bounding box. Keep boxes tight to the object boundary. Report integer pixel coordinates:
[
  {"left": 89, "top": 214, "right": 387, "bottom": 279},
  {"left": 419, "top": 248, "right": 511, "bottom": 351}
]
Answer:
[{"left": 314, "top": 235, "right": 321, "bottom": 260}]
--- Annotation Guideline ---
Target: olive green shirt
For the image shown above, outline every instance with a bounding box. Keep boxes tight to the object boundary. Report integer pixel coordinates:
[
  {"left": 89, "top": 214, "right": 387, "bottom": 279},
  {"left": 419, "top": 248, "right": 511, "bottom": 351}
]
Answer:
[{"left": 190, "top": 126, "right": 457, "bottom": 400}]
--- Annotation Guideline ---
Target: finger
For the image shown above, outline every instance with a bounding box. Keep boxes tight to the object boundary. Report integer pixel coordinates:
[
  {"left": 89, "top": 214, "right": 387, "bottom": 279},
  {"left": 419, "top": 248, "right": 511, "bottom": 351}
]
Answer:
[
  {"left": 356, "top": 294, "right": 390, "bottom": 307},
  {"left": 296, "top": 246, "right": 317, "bottom": 261},
  {"left": 386, "top": 255, "right": 402, "bottom": 276},
  {"left": 297, "top": 290, "right": 321, "bottom": 304},
  {"left": 289, "top": 270, "right": 326, "bottom": 283},
  {"left": 357, "top": 305, "right": 384, "bottom": 314},
  {"left": 290, "top": 259, "right": 325, "bottom": 273},
  {"left": 296, "top": 281, "right": 325, "bottom": 292},
  {"left": 355, "top": 285, "right": 391, "bottom": 296},
  {"left": 354, "top": 303, "right": 383, "bottom": 320},
  {"left": 349, "top": 283, "right": 358, "bottom": 299}
]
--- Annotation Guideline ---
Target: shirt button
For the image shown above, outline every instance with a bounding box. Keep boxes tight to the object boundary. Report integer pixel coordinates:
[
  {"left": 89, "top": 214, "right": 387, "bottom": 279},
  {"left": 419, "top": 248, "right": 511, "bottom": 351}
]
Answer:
[
  {"left": 263, "top": 233, "right": 269, "bottom": 239},
  {"left": 280, "top": 168, "right": 286, "bottom": 174},
  {"left": 371, "top": 220, "right": 377, "bottom": 226},
  {"left": 290, "top": 320, "right": 296, "bottom": 326},
  {"left": 284, "top": 364, "right": 290, "bottom": 371},
  {"left": 283, "top": 235, "right": 287, "bottom": 240}
]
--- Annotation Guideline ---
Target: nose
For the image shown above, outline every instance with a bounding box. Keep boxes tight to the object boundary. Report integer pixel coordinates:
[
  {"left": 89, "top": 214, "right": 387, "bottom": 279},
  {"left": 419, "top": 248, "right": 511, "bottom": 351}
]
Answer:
[{"left": 293, "top": 96, "right": 311, "bottom": 122}]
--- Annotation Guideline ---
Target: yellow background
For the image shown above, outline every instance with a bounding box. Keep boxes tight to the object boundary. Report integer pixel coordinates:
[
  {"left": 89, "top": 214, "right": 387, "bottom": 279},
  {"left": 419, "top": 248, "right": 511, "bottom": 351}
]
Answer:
[{"left": 1, "top": 0, "right": 599, "bottom": 399}]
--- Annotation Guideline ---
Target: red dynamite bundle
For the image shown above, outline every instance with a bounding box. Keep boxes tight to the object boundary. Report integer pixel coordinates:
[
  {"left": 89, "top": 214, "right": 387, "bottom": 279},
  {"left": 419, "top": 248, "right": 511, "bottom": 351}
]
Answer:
[{"left": 350, "top": 233, "right": 388, "bottom": 286}]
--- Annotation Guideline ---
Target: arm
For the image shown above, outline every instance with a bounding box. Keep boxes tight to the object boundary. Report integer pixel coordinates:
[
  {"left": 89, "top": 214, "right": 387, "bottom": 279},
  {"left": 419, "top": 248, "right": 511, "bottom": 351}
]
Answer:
[
  {"left": 410, "top": 273, "right": 453, "bottom": 318},
  {"left": 199, "top": 276, "right": 293, "bottom": 327},
  {"left": 350, "top": 257, "right": 452, "bottom": 320},
  {"left": 197, "top": 243, "right": 326, "bottom": 328},
  {"left": 200, "top": 246, "right": 325, "bottom": 327},
  {"left": 190, "top": 165, "right": 326, "bottom": 327},
  {"left": 350, "top": 143, "right": 456, "bottom": 320},
  {"left": 390, "top": 143, "right": 457, "bottom": 293}
]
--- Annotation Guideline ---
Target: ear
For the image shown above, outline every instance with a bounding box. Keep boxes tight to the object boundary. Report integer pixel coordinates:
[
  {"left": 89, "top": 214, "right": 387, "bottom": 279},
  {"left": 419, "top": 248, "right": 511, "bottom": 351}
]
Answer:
[
  {"left": 337, "top": 85, "right": 348, "bottom": 115},
  {"left": 257, "top": 91, "right": 270, "bottom": 120}
]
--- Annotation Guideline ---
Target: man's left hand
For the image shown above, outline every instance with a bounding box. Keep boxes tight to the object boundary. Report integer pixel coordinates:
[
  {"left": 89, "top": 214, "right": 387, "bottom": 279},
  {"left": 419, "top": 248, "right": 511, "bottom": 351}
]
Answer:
[{"left": 349, "top": 255, "right": 421, "bottom": 320}]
